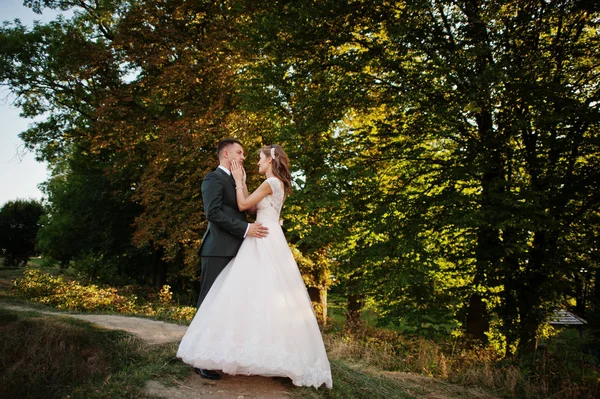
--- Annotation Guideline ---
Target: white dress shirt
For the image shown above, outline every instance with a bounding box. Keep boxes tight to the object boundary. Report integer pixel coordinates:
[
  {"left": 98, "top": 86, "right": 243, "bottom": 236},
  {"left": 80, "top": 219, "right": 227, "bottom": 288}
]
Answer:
[{"left": 218, "top": 165, "right": 249, "bottom": 238}]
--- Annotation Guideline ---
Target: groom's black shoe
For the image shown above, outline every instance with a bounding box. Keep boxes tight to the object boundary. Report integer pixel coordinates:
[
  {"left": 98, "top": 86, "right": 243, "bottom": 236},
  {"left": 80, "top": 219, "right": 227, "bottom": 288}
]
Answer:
[{"left": 194, "top": 368, "right": 221, "bottom": 380}]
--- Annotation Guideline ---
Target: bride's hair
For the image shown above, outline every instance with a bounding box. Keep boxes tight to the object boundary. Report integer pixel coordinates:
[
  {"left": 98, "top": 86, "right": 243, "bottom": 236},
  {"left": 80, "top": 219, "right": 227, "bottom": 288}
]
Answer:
[{"left": 261, "top": 144, "right": 292, "bottom": 195}]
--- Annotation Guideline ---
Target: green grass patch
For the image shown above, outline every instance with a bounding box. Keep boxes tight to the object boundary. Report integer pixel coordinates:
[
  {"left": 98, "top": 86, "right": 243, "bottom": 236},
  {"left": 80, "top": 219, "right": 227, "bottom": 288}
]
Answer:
[{"left": 0, "top": 307, "right": 190, "bottom": 399}]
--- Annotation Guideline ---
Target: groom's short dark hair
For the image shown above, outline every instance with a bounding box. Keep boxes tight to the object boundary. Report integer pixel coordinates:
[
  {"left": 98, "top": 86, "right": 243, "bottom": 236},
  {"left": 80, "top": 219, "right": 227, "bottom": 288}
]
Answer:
[{"left": 217, "top": 138, "right": 242, "bottom": 159}]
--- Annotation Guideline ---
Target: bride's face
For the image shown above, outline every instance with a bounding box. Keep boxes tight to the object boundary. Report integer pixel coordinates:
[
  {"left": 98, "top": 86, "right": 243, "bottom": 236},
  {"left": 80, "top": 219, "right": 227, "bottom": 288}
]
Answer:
[{"left": 257, "top": 151, "right": 271, "bottom": 174}]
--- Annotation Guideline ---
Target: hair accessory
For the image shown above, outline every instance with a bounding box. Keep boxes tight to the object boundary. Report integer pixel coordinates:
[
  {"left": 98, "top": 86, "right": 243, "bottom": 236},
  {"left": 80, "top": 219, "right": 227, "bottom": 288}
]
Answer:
[{"left": 270, "top": 147, "right": 276, "bottom": 159}]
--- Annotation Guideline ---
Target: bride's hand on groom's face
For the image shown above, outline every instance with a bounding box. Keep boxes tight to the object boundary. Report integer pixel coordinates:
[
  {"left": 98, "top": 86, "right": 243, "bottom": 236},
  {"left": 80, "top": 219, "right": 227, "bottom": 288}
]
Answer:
[{"left": 231, "top": 160, "right": 244, "bottom": 183}]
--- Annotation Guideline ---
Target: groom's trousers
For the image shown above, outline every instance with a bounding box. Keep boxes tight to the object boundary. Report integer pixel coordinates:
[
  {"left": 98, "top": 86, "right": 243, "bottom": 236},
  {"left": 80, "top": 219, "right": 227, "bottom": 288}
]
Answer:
[{"left": 197, "top": 256, "right": 232, "bottom": 308}]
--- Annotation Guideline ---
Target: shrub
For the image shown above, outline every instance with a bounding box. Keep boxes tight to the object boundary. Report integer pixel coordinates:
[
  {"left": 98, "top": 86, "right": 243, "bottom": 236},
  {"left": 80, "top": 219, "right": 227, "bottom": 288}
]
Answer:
[
  {"left": 12, "top": 267, "right": 195, "bottom": 322},
  {"left": 72, "top": 252, "right": 122, "bottom": 285},
  {"left": 11, "top": 267, "right": 62, "bottom": 299}
]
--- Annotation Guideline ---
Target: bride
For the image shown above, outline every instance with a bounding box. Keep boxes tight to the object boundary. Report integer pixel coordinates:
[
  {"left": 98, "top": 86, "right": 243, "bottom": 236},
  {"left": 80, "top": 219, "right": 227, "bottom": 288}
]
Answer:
[{"left": 177, "top": 144, "right": 333, "bottom": 389}]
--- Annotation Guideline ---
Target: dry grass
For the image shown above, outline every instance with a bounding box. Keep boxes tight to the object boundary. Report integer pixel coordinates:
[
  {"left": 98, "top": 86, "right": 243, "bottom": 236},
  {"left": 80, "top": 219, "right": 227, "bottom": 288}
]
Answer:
[
  {"left": 0, "top": 307, "right": 189, "bottom": 399},
  {"left": 290, "top": 360, "right": 418, "bottom": 399},
  {"left": 321, "top": 326, "right": 599, "bottom": 399},
  {"left": 457, "top": 361, "right": 521, "bottom": 395},
  {"left": 0, "top": 309, "right": 118, "bottom": 398},
  {"left": 381, "top": 371, "right": 501, "bottom": 399}
]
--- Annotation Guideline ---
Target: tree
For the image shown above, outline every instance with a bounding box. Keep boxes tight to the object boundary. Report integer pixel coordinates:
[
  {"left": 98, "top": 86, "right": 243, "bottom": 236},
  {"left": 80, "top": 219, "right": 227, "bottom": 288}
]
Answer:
[
  {"left": 241, "top": 0, "right": 600, "bottom": 353},
  {"left": 3, "top": 0, "right": 599, "bottom": 354},
  {"left": 237, "top": 0, "right": 390, "bottom": 324},
  {"left": 36, "top": 148, "right": 152, "bottom": 283},
  {"left": 1, "top": 0, "right": 256, "bottom": 292},
  {"left": 0, "top": 199, "right": 45, "bottom": 266},
  {"left": 365, "top": 0, "right": 600, "bottom": 354}
]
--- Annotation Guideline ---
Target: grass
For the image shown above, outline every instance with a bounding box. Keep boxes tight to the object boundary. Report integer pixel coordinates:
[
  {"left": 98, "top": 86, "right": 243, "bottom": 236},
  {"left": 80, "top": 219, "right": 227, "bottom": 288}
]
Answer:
[
  {"left": 290, "top": 360, "right": 418, "bottom": 399},
  {"left": 0, "top": 306, "right": 422, "bottom": 399},
  {"left": 0, "top": 262, "right": 424, "bottom": 399},
  {"left": 0, "top": 307, "right": 190, "bottom": 399},
  {"left": 0, "top": 263, "right": 194, "bottom": 398},
  {"left": 0, "top": 263, "right": 25, "bottom": 288},
  {"left": 2, "top": 259, "right": 598, "bottom": 399}
]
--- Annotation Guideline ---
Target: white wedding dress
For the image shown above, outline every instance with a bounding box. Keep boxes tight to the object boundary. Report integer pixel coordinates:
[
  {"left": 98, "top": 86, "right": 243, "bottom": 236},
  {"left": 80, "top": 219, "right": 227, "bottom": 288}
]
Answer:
[{"left": 177, "top": 177, "right": 332, "bottom": 389}]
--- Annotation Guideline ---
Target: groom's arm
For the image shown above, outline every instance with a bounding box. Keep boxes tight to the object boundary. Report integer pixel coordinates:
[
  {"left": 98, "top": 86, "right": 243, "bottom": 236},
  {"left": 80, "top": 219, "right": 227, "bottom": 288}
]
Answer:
[{"left": 202, "top": 173, "right": 248, "bottom": 238}]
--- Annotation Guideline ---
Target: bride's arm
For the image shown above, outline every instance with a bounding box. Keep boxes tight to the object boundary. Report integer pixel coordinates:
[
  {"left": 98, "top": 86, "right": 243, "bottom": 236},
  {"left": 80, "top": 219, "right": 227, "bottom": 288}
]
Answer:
[
  {"left": 231, "top": 160, "right": 272, "bottom": 211},
  {"left": 237, "top": 182, "right": 257, "bottom": 214},
  {"left": 237, "top": 167, "right": 257, "bottom": 214},
  {"left": 235, "top": 180, "right": 272, "bottom": 211}
]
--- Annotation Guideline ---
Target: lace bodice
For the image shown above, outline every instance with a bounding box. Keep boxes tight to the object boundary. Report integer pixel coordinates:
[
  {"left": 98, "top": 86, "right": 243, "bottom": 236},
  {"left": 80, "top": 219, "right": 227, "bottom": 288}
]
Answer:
[{"left": 256, "top": 177, "right": 284, "bottom": 224}]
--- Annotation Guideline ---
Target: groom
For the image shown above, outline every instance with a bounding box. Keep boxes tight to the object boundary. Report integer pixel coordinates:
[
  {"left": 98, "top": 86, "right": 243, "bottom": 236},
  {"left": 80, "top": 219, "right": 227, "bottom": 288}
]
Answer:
[{"left": 195, "top": 138, "right": 268, "bottom": 380}]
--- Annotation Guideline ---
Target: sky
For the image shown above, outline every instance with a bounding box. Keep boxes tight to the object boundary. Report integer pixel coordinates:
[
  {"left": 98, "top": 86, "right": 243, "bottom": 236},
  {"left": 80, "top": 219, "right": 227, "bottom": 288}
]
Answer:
[{"left": 0, "top": 1, "right": 68, "bottom": 206}]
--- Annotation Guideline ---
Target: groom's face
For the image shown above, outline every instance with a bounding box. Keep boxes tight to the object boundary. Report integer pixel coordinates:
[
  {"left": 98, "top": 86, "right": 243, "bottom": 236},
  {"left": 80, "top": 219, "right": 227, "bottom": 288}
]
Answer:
[{"left": 225, "top": 143, "right": 245, "bottom": 167}]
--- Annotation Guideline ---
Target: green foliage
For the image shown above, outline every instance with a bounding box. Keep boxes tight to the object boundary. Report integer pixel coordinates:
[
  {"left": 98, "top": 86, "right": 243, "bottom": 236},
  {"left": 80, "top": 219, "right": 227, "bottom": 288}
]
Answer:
[
  {"left": 0, "top": 199, "right": 45, "bottom": 266},
  {"left": 538, "top": 329, "right": 600, "bottom": 393},
  {"left": 36, "top": 151, "right": 153, "bottom": 283},
  {"left": 71, "top": 252, "right": 125, "bottom": 285},
  {"left": 243, "top": 0, "right": 600, "bottom": 352}
]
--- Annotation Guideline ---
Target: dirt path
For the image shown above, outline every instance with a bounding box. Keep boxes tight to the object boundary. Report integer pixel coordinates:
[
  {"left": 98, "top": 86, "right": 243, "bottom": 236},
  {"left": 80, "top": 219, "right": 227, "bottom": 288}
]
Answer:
[
  {"left": 1, "top": 304, "right": 188, "bottom": 344},
  {"left": 144, "top": 376, "right": 292, "bottom": 399}
]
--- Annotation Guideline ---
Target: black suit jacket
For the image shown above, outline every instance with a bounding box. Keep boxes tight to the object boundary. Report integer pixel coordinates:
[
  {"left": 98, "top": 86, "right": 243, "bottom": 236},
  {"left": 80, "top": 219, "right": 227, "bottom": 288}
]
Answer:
[{"left": 198, "top": 168, "right": 248, "bottom": 257}]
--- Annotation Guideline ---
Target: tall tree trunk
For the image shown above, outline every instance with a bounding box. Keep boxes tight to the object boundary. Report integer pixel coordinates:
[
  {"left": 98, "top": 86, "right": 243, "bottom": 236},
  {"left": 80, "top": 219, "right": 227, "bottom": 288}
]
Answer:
[
  {"left": 575, "top": 273, "right": 586, "bottom": 318},
  {"left": 461, "top": 0, "right": 503, "bottom": 343},
  {"left": 501, "top": 277, "right": 519, "bottom": 356},
  {"left": 499, "top": 226, "right": 521, "bottom": 357},
  {"left": 152, "top": 249, "right": 168, "bottom": 290},
  {"left": 308, "top": 286, "right": 328, "bottom": 326},
  {"left": 465, "top": 108, "right": 503, "bottom": 343},
  {"left": 465, "top": 292, "right": 489, "bottom": 342},
  {"left": 344, "top": 269, "right": 365, "bottom": 331},
  {"left": 594, "top": 269, "right": 600, "bottom": 309},
  {"left": 516, "top": 230, "right": 556, "bottom": 356},
  {"left": 517, "top": 305, "right": 540, "bottom": 355}
]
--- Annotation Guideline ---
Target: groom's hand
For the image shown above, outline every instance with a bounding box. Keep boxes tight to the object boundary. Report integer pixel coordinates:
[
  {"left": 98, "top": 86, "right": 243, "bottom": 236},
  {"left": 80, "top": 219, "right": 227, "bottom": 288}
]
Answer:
[{"left": 247, "top": 222, "right": 269, "bottom": 238}]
